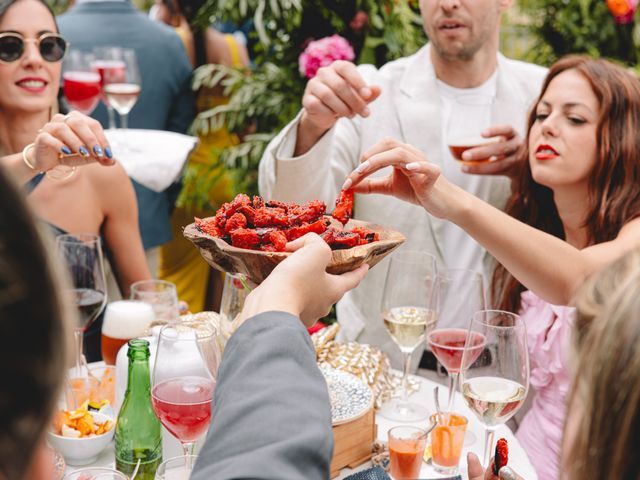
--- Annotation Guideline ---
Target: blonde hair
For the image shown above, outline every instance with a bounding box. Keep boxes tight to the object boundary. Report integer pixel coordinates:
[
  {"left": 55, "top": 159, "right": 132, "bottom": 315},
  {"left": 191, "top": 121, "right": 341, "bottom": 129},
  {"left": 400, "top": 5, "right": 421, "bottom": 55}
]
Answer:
[
  {"left": 565, "top": 249, "right": 640, "bottom": 479},
  {"left": 0, "top": 165, "right": 73, "bottom": 478}
]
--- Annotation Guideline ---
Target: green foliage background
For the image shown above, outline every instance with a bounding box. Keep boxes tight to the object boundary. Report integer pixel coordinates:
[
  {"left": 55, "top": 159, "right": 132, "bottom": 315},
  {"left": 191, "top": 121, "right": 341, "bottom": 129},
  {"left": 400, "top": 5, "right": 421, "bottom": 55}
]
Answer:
[
  {"left": 181, "top": 0, "right": 426, "bottom": 209},
  {"left": 517, "top": 0, "right": 640, "bottom": 66}
]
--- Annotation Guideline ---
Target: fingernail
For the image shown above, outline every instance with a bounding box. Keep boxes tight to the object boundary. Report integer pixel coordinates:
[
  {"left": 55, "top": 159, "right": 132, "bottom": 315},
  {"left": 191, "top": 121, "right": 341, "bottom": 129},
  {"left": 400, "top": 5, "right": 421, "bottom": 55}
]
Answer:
[
  {"left": 360, "top": 87, "right": 371, "bottom": 98},
  {"left": 499, "top": 466, "right": 517, "bottom": 480},
  {"left": 78, "top": 146, "right": 89, "bottom": 157},
  {"left": 355, "top": 160, "right": 370, "bottom": 173},
  {"left": 462, "top": 151, "right": 472, "bottom": 160},
  {"left": 481, "top": 129, "right": 490, "bottom": 136},
  {"left": 93, "top": 145, "right": 103, "bottom": 157},
  {"left": 60, "top": 146, "right": 72, "bottom": 155},
  {"left": 362, "top": 107, "right": 371, "bottom": 117},
  {"left": 489, "top": 155, "right": 498, "bottom": 162},
  {"left": 105, "top": 146, "right": 113, "bottom": 159},
  {"left": 405, "top": 162, "right": 419, "bottom": 171},
  {"left": 342, "top": 178, "right": 352, "bottom": 191},
  {"left": 461, "top": 165, "right": 470, "bottom": 172}
]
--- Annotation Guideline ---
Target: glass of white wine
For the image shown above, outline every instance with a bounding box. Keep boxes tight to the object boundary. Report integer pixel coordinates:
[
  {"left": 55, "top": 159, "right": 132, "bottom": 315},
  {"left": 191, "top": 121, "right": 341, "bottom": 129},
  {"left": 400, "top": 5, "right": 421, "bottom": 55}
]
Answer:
[
  {"left": 378, "top": 250, "right": 438, "bottom": 422},
  {"left": 460, "top": 310, "right": 529, "bottom": 467}
]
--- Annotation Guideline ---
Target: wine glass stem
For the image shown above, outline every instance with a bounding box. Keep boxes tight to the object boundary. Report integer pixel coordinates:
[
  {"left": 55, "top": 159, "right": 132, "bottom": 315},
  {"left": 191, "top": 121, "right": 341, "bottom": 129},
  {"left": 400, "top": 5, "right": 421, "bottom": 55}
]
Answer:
[
  {"left": 182, "top": 442, "right": 195, "bottom": 470},
  {"left": 400, "top": 351, "right": 412, "bottom": 403},
  {"left": 446, "top": 372, "right": 459, "bottom": 412},
  {"left": 107, "top": 106, "right": 116, "bottom": 129},
  {"left": 483, "top": 427, "right": 496, "bottom": 468},
  {"left": 73, "top": 327, "right": 84, "bottom": 377},
  {"left": 120, "top": 112, "right": 128, "bottom": 130}
]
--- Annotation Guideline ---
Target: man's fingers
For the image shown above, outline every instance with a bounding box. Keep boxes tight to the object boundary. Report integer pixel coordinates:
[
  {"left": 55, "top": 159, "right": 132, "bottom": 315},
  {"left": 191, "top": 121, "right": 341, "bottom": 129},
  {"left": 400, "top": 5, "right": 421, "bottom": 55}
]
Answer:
[
  {"left": 461, "top": 158, "right": 513, "bottom": 176},
  {"left": 482, "top": 124, "right": 517, "bottom": 139},
  {"left": 307, "top": 82, "right": 354, "bottom": 118}
]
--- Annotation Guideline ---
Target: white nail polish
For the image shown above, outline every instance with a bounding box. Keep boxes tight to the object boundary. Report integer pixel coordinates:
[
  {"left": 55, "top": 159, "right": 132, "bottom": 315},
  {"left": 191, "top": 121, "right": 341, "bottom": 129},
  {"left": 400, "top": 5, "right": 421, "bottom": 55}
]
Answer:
[
  {"left": 342, "top": 178, "right": 352, "bottom": 191},
  {"left": 356, "top": 160, "right": 370, "bottom": 173},
  {"left": 405, "top": 162, "right": 419, "bottom": 171}
]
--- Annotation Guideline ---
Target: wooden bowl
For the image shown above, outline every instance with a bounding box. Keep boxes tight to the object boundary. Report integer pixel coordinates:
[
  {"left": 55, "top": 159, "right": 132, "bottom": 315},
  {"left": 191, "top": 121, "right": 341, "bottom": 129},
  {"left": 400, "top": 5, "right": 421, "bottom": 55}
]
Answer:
[{"left": 183, "top": 217, "right": 405, "bottom": 284}]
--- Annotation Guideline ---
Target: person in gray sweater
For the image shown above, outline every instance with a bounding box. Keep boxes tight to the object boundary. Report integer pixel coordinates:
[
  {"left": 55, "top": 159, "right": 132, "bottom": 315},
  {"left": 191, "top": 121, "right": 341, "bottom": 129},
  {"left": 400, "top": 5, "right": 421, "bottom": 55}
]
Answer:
[{"left": 191, "top": 234, "right": 368, "bottom": 480}]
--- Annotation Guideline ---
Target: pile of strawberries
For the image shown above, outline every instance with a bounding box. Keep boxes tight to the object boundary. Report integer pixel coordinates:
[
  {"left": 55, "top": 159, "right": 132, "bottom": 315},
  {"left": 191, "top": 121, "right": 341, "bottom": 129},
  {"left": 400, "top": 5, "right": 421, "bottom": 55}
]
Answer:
[{"left": 194, "top": 191, "right": 379, "bottom": 252}]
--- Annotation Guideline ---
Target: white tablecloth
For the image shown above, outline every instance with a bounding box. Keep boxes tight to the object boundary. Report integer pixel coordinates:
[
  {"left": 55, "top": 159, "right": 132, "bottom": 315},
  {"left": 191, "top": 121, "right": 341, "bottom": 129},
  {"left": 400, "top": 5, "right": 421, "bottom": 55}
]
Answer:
[
  {"left": 67, "top": 373, "right": 536, "bottom": 479},
  {"left": 106, "top": 129, "right": 197, "bottom": 192}
]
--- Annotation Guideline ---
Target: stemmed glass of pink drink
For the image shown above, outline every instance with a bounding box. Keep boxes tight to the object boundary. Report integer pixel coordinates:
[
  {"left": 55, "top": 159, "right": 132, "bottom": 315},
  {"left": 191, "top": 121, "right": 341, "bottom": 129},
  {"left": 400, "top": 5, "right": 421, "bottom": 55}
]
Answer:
[
  {"left": 152, "top": 320, "right": 220, "bottom": 472},
  {"left": 427, "top": 269, "right": 485, "bottom": 412}
]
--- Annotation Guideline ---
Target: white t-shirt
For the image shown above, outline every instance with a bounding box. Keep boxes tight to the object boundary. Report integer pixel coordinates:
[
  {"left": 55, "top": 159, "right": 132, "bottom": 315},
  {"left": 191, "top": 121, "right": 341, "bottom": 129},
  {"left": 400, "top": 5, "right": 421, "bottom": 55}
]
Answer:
[{"left": 436, "top": 72, "right": 498, "bottom": 276}]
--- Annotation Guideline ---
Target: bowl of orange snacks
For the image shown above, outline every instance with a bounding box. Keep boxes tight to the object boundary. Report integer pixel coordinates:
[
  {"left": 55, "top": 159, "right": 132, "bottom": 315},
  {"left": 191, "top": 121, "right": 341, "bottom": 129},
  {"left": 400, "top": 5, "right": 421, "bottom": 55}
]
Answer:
[{"left": 48, "top": 404, "right": 115, "bottom": 466}]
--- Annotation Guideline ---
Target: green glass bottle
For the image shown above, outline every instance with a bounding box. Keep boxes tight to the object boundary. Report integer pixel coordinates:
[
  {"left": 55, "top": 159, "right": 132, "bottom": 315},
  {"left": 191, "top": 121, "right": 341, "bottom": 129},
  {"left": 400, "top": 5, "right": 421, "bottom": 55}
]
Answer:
[{"left": 115, "top": 339, "right": 162, "bottom": 478}]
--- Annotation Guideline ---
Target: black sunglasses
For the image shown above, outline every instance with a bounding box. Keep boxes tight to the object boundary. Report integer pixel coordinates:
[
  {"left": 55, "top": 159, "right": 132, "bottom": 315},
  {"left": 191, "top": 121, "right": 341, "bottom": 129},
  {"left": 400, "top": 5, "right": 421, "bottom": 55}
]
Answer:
[{"left": 0, "top": 32, "right": 67, "bottom": 63}]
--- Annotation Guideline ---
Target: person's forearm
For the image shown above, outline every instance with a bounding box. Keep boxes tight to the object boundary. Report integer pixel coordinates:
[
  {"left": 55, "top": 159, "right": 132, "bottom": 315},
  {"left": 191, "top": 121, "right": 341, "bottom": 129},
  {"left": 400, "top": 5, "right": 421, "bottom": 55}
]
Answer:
[
  {"left": 294, "top": 111, "right": 331, "bottom": 156},
  {"left": 1, "top": 152, "right": 39, "bottom": 184},
  {"left": 448, "top": 186, "right": 595, "bottom": 305}
]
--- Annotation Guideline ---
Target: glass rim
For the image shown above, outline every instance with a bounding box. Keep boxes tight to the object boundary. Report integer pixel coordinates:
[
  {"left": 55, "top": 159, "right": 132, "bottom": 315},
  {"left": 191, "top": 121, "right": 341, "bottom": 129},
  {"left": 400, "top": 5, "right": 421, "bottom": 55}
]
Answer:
[
  {"left": 472, "top": 309, "right": 523, "bottom": 329},
  {"left": 429, "top": 412, "right": 469, "bottom": 426},
  {"left": 388, "top": 424, "right": 429, "bottom": 437},
  {"left": 390, "top": 249, "right": 437, "bottom": 264},
  {"left": 428, "top": 328, "right": 483, "bottom": 351},
  {"left": 63, "top": 467, "right": 128, "bottom": 480},
  {"left": 130, "top": 279, "right": 177, "bottom": 291},
  {"left": 157, "top": 319, "right": 217, "bottom": 341}
]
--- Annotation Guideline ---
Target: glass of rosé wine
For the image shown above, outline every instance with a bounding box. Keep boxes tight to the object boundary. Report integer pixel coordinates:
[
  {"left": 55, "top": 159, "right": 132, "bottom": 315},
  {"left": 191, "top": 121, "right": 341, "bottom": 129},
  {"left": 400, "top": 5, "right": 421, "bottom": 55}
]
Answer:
[
  {"left": 152, "top": 320, "right": 220, "bottom": 472},
  {"left": 427, "top": 269, "right": 486, "bottom": 413}
]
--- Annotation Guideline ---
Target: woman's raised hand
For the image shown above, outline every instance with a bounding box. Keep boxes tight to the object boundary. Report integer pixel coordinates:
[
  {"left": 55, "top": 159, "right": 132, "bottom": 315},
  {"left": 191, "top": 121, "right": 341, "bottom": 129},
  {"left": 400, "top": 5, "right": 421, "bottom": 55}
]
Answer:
[
  {"left": 31, "top": 111, "right": 114, "bottom": 172},
  {"left": 342, "top": 137, "right": 455, "bottom": 219}
]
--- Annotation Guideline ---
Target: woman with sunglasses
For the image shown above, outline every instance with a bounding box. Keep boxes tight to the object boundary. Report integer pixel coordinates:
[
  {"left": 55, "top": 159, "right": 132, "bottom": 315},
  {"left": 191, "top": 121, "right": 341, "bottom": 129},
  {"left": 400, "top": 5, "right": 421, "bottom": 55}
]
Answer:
[{"left": 0, "top": 0, "right": 151, "bottom": 361}]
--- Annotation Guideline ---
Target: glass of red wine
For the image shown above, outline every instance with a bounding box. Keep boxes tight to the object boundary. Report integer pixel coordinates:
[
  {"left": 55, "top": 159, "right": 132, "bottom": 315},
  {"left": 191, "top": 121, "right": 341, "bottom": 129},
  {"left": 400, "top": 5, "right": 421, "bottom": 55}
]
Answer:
[
  {"left": 427, "top": 269, "right": 486, "bottom": 412},
  {"left": 152, "top": 319, "right": 220, "bottom": 472},
  {"left": 62, "top": 50, "right": 102, "bottom": 115},
  {"left": 92, "top": 46, "right": 127, "bottom": 130},
  {"left": 56, "top": 233, "right": 107, "bottom": 377}
]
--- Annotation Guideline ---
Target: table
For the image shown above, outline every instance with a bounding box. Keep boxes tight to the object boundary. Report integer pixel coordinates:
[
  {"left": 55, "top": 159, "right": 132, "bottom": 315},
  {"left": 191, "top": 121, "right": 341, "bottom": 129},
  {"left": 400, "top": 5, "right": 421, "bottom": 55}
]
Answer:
[{"left": 68, "top": 374, "right": 537, "bottom": 479}]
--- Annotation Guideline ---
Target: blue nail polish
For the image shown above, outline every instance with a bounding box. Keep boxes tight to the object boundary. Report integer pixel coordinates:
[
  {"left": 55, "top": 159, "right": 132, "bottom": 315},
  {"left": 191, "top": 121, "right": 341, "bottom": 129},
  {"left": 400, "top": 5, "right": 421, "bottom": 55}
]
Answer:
[
  {"left": 60, "top": 146, "right": 72, "bottom": 155},
  {"left": 79, "top": 146, "right": 89, "bottom": 157},
  {"left": 105, "top": 146, "right": 113, "bottom": 159},
  {"left": 93, "top": 145, "right": 103, "bottom": 156}
]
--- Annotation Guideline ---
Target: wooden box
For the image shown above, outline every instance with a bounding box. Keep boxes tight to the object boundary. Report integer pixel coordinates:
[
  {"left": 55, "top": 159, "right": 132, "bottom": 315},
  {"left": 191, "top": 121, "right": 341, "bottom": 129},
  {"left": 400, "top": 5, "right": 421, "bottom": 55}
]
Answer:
[{"left": 330, "top": 406, "right": 377, "bottom": 478}]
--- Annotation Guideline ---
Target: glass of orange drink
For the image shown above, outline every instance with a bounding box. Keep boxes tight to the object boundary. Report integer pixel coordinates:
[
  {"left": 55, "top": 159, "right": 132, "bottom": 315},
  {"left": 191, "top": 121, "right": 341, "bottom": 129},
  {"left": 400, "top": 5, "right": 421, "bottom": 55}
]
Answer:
[{"left": 430, "top": 413, "right": 468, "bottom": 474}]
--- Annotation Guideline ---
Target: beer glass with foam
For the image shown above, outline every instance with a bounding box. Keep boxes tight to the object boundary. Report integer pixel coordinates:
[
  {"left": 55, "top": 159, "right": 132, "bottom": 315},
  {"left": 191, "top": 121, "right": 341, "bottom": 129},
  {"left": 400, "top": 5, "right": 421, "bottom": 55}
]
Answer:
[{"left": 101, "top": 300, "right": 155, "bottom": 365}]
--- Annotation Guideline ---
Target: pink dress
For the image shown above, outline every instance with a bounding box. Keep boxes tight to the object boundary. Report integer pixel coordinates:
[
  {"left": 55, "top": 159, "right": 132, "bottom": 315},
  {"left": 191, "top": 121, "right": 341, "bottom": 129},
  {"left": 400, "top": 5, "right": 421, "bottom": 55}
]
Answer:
[{"left": 515, "top": 290, "right": 574, "bottom": 480}]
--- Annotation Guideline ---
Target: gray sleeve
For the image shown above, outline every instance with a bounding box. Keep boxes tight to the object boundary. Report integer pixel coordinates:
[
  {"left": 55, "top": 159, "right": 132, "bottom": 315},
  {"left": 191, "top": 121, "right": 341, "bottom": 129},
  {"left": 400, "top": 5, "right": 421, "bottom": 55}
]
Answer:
[{"left": 191, "top": 311, "right": 333, "bottom": 480}]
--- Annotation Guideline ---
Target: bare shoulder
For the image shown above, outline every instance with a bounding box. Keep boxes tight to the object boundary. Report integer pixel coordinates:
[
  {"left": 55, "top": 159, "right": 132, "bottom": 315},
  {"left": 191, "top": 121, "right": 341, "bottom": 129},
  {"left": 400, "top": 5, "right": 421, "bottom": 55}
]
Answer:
[
  {"left": 84, "top": 162, "right": 134, "bottom": 199},
  {"left": 617, "top": 216, "right": 640, "bottom": 239}
]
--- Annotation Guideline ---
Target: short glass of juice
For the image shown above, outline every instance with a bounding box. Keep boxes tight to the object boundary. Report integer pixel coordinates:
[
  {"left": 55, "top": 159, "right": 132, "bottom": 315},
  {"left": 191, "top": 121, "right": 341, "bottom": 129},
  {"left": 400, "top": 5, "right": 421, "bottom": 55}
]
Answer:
[
  {"left": 388, "top": 425, "right": 428, "bottom": 480},
  {"left": 430, "top": 412, "right": 468, "bottom": 475}
]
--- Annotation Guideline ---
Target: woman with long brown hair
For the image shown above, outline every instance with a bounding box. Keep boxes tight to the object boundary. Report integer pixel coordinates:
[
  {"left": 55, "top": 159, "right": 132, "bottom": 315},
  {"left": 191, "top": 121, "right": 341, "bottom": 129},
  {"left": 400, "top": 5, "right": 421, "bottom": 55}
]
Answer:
[{"left": 343, "top": 56, "right": 640, "bottom": 479}]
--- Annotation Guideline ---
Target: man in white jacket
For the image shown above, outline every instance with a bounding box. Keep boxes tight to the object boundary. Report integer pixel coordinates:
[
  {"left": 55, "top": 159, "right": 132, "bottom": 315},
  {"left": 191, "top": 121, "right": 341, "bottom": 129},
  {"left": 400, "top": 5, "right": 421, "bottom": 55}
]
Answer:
[{"left": 259, "top": 0, "right": 547, "bottom": 368}]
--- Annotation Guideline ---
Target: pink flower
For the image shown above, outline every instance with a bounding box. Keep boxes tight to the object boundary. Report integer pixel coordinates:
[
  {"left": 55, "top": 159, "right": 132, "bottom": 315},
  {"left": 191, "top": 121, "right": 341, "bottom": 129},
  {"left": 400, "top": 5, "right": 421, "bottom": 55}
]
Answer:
[{"left": 298, "top": 35, "right": 356, "bottom": 79}]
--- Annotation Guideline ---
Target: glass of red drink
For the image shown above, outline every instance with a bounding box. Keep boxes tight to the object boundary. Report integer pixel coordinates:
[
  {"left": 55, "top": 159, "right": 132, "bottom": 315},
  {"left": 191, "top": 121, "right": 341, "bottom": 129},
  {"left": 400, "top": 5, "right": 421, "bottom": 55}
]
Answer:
[
  {"left": 427, "top": 269, "right": 485, "bottom": 412},
  {"left": 388, "top": 425, "right": 429, "bottom": 480},
  {"left": 152, "top": 320, "right": 220, "bottom": 472},
  {"left": 62, "top": 50, "right": 101, "bottom": 115}
]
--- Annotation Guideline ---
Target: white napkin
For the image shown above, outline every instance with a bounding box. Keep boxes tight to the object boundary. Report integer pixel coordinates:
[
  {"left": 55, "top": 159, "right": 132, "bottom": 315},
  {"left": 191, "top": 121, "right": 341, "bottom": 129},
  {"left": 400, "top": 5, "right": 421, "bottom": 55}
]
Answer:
[{"left": 106, "top": 129, "right": 198, "bottom": 192}]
